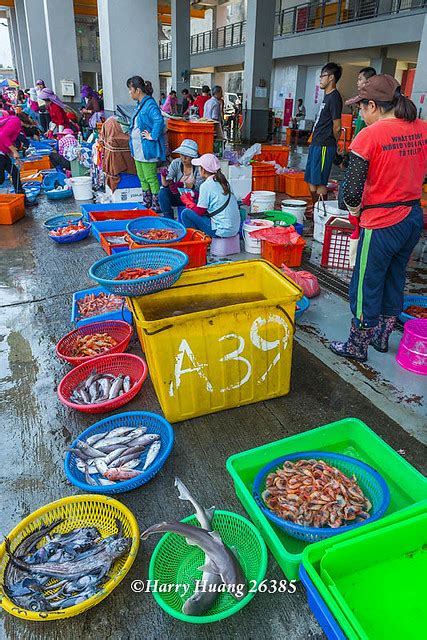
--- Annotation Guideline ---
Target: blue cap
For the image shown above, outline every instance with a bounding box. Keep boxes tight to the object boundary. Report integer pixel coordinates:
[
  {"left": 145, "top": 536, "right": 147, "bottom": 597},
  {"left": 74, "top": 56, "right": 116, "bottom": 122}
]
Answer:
[{"left": 172, "top": 138, "right": 199, "bottom": 158}]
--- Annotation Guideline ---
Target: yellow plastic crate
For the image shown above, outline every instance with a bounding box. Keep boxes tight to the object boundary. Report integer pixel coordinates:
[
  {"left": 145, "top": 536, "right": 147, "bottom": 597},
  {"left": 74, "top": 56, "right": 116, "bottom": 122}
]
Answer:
[{"left": 128, "top": 260, "right": 302, "bottom": 422}]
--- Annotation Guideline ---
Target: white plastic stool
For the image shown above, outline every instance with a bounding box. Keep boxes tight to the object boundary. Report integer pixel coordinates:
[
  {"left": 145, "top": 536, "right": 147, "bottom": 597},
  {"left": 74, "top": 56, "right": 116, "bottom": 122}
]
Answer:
[{"left": 210, "top": 234, "right": 241, "bottom": 257}]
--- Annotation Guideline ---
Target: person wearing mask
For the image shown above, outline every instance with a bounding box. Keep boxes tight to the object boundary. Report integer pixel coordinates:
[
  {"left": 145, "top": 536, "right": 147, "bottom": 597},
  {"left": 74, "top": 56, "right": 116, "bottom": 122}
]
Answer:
[
  {"left": 161, "top": 90, "right": 178, "bottom": 115},
  {"left": 159, "top": 139, "right": 204, "bottom": 219},
  {"left": 80, "top": 85, "right": 102, "bottom": 127},
  {"left": 350, "top": 67, "right": 377, "bottom": 138},
  {"left": 49, "top": 128, "right": 78, "bottom": 171},
  {"left": 330, "top": 75, "right": 426, "bottom": 363},
  {"left": 0, "top": 114, "right": 36, "bottom": 207},
  {"left": 305, "top": 63, "right": 343, "bottom": 205},
  {"left": 295, "top": 98, "right": 306, "bottom": 120},
  {"left": 181, "top": 89, "right": 194, "bottom": 115},
  {"left": 37, "top": 88, "right": 70, "bottom": 136},
  {"left": 180, "top": 153, "right": 240, "bottom": 238},
  {"left": 127, "top": 75, "right": 166, "bottom": 212},
  {"left": 204, "top": 85, "right": 224, "bottom": 139},
  {"left": 193, "top": 85, "right": 211, "bottom": 117}
]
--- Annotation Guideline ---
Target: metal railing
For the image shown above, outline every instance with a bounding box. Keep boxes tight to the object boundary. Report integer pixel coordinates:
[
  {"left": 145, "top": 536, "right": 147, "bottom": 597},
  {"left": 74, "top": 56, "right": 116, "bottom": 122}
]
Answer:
[
  {"left": 191, "top": 29, "right": 214, "bottom": 54},
  {"left": 275, "top": 0, "right": 427, "bottom": 37},
  {"left": 216, "top": 21, "right": 246, "bottom": 49},
  {"left": 77, "top": 45, "right": 100, "bottom": 63},
  {"left": 159, "top": 41, "right": 172, "bottom": 60}
]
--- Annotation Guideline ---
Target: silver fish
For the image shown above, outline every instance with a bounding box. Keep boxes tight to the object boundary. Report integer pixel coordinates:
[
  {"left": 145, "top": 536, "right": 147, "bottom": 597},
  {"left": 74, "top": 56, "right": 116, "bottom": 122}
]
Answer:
[
  {"left": 108, "top": 426, "right": 138, "bottom": 437},
  {"left": 141, "top": 522, "right": 247, "bottom": 601},
  {"left": 109, "top": 375, "right": 124, "bottom": 400},
  {"left": 143, "top": 440, "right": 161, "bottom": 471},
  {"left": 103, "top": 446, "right": 129, "bottom": 466},
  {"left": 109, "top": 450, "right": 144, "bottom": 468},
  {"left": 84, "top": 464, "right": 98, "bottom": 486},
  {"left": 94, "top": 459, "right": 108, "bottom": 475},
  {"left": 99, "top": 377, "right": 112, "bottom": 399},
  {"left": 6, "top": 537, "right": 132, "bottom": 580},
  {"left": 98, "top": 477, "right": 116, "bottom": 486},
  {"left": 76, "top": 440, "right": 106, "bottom": 459},
  {"left": 79, "top": 388, "right": 91, "bottom": 404},
  {"left": 89, "top": 381, "right": 100, "bottom": 403},
  {"left": 126, "top": 433, "right": 159, "bottom": 448},
  {"left": 86, "top": 432, "right": 107, "bottom": 446},
  {"left": 123, "top": 375, "right": 131, "bottom": 393},
  {"left": 175, "top": 478, "right": 215, "bottom": 533}
]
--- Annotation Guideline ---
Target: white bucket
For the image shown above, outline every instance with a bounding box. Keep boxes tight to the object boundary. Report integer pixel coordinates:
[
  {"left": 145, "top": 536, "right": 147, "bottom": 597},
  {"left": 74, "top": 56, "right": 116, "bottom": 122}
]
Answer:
[
  {"left": 250, "top": 190, "right": 275, "bottom": 214},
  {"left": 243, "top": 218, "right": 274, "bottom": 254},
  {"left": 281, "top": 199, "right": 307, "bottom": 225},
  {"left": 70, "top": 176, "right": 93, "bottom": 200}
]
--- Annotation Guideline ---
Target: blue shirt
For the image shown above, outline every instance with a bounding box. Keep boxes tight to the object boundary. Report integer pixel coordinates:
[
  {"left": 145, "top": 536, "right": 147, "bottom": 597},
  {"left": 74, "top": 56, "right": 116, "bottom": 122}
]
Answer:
[
  {"left": 203, "top": 96, "right": 221, "bottom": 121},
  {"left": 197, "top": 176, "right": 240, "bottom": 237}
]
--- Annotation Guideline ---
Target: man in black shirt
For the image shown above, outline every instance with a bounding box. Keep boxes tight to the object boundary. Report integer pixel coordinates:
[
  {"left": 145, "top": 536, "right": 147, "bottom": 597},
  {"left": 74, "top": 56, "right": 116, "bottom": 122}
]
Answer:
[{"left": 304, "top": 63, "right": 343, "bottom": 205}]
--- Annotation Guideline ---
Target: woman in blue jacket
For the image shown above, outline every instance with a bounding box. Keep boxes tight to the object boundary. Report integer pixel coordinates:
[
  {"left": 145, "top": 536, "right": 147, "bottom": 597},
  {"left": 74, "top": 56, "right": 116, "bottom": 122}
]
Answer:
[{"left": 127, "top": 76, "right": 166, "bottom": 212}]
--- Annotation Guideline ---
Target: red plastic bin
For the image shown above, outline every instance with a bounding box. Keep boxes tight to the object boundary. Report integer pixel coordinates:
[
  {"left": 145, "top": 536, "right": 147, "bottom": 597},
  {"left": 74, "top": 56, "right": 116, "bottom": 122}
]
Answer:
[
  {"left": 321, "top": 217, "right": 355, "bottom": 269},
  {"left": 0, "top": 194, "right": 25, "bottom": 225},
  {"left": 252, "top": 162, "right": 276, "bottom": 192},
  {"left": 55, "top": 320, "right": 133, "bottom": 366},
  {"left": 89, "top": 209, "right": 157, "bottom": 222},
  {"left": 99, "top": 231, "right": 130, "bottom": 255},
  {"left": 261, "top": 236, "right": 305, "bottom": 267},
  {"left": 128, "top": 229, "right": 211, "bottom": 269},
  {"left": 285, "top": 172, "right": 311, "bottom": 197}
]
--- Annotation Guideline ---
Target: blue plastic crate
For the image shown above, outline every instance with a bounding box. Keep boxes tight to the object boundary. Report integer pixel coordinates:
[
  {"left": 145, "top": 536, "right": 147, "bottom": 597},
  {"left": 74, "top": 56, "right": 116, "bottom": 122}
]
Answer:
[
  {"left": 299, "top": 566, "right": 346, "bottom": 640},
  {"left": 80, "top": 202, "right": 146, "bottom": 222},
  {"left": 71, "top": 285, "right": 132, "bottom": 327},
  {"left": 111, "top": 245, "right": 130, "bottom": 255},
  {"left": 92, "top": 220, "right": 132, "bottom": 242},
  {"left": 400, "top": 295, "right": 426, "bottom": 322},
  {"left": 117, "top": 172, "right": 141, "bottom": 189}
]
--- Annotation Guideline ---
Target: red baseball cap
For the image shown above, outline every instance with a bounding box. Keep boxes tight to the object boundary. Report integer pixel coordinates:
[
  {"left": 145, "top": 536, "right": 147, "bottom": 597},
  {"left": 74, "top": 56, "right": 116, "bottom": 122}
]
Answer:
[{"left": 346, "top": 74, "right": 400, "bottom": 105}]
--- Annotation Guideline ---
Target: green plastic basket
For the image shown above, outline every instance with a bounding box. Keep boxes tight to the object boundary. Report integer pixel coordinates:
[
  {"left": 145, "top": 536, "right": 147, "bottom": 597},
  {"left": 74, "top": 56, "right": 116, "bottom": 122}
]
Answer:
[
  {"left": 148, "top": 510, "right": 268, "bottom": 624},
  {"left": 226, "top": 418, "right": 427, "bottom": 581},
  {"left": 264, "top": 210, "right": 297, "bottom": 227}
]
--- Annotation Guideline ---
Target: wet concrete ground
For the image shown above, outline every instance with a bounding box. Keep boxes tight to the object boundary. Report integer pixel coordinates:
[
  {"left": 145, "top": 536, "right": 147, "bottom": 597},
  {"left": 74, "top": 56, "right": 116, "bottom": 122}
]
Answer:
[{"left": 1, "top": 197, "right": 426, "bottom": 640}]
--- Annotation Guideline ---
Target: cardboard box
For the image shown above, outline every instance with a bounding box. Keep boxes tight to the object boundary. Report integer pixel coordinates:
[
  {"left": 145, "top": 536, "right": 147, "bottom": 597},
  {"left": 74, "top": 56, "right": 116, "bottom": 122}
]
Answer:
[{"left": 105, "top": 185, "right": 144, "bottom": 203}]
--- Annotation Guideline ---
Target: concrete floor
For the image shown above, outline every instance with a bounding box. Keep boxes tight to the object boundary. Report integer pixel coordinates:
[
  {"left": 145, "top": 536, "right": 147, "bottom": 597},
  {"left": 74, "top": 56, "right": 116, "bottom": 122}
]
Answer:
[{"left": 1, "top": 195, "right": 426, "bottom": 640}]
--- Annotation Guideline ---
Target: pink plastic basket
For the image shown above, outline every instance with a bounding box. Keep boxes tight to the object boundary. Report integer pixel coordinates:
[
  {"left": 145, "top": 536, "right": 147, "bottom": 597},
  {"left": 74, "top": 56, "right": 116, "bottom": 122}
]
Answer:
[{"left": 396, "top": 318, "right": 427, "bottom": 375}]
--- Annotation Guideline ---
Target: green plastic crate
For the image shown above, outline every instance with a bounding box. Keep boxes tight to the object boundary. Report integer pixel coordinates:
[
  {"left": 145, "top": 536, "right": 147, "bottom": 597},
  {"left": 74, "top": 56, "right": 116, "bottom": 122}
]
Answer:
[
  {"left": 303, "top": 502, "right": 426, "bottom": 640},
  {"left": 225, "top": 418, "right": 427, "bottom": 581}
]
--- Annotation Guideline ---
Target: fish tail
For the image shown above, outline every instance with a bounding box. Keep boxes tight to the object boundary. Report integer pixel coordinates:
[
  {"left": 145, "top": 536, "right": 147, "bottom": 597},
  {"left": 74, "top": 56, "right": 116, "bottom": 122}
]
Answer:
[{"left": 174, "top": 477, "right": 193, "bottom": 504}]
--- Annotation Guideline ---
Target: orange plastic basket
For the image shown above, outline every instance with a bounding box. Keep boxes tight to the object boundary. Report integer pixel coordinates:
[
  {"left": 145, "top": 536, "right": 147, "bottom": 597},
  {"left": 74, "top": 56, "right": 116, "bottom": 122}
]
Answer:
[
  {"left": 0, "top": 194, "right": 25, "bottom": 225},
  {"left": 261, "top": 236, "right": 305, "bottom": 267},
  {"left": 285, "top": 172, "right": 311, "bottom": 197},
  {"left": 276, "top": 173, "right": 287, "bottom": 192},
  {"left": 252, "top": 162, "right": 276, "bottom": 192},
  {"left": 20, "top": 170, "right": 43, "bottom": 182},
  {"left": 258, "top": 145, "right": 289, "bottom": 168},
  {"left": 128, "top": 229, "right": 211, "bottom": 269},
  {"left": 99, "top": 232, "right": 130, "bottom": 255},
  {"left": 167, "top": 119, "right": 215, "bottom": 155},
  {"left": 22, "top": 156, "right": 51, "bottom": 171}
]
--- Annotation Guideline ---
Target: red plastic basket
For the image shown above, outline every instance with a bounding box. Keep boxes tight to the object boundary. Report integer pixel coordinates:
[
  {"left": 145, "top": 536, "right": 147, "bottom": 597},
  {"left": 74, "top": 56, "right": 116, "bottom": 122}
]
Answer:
[
  {"left": 261, "top": 236, "right": 305, "bottom": 267},
  {"left": 89, "top": 209, "right": 157, "bottom": 222},
  {"left": 56, "top": 320, "right": 133, "bottom": 366},
  {"left": 128, "top": 229, "right": 211, "bottom": 269},
  {"left": 321, "top": 217, "right": 355, "bottom": 269},
  {"left": 57, "top": 353, "right": 148, "bottom": 414}
]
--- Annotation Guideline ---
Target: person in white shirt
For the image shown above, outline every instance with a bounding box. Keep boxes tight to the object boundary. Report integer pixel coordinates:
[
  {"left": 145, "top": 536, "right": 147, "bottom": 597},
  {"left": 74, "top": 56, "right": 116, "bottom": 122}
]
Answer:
[{"left": 203, "top": 86, "right": 224, "bottom": 139}]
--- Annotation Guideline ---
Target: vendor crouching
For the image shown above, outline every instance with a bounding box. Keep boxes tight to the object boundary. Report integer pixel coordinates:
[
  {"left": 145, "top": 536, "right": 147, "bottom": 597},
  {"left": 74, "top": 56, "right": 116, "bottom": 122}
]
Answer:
[{"left": 159, "top": 139, "right": 204, "bottom": 219}]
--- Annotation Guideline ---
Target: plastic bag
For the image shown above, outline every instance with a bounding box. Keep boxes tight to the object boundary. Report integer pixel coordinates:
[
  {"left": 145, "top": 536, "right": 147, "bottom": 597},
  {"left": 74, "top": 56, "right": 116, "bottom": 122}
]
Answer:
[
  {"left": 249, "top": 225, "right": 301, "bottom": 246},
  {"left": 239, "top": 143, "right": 261, "bottom": 166},
  {"left": 281, "top": 264, "right": 320, "bottom": 298}
]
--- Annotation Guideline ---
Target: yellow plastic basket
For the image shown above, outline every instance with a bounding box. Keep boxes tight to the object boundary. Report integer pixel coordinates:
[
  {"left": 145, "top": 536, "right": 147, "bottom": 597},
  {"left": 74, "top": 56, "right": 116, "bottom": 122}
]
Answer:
[
  {"left": 128, "top": 260, "right": 302, "bottom": 422},
  {"left": 0, "top": 494, "right": 140, "bottom": 621}
]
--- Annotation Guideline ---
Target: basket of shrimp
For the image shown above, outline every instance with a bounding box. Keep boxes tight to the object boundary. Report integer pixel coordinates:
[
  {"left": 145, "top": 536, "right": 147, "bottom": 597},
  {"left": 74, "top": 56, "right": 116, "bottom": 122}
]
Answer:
[
  {"left": 252, "top": 452, "right": 390, "bottom": 542},
  {"left": 88, "top": 248, "right": 188, "bottom": 297},
  {"left": 55, "top": 320, "right": 133, "bottom": 366},
  {"left": 48, "top": 220, "right": 91, "bottom": 244},
  {"left": 64, "top": 411, "right": 174, "bottom": 494},
  {"left": 126, "top": 216, "right": 186, "bottom": 245},
  {"left": 0, "top": 494, "right": 139, "bottom": 621}
]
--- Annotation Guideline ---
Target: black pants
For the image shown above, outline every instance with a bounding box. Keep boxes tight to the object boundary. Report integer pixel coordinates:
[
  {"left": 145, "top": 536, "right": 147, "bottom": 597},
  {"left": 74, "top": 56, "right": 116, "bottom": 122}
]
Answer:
[
  {"left": 49, "top": 152, "right": 71, "bottom": 171},
  {"left": 39, "top": 109, "right": 50, "bottom": 133},
  {"left": 0, "top": 154, "right": 24, "bottom": 194}
]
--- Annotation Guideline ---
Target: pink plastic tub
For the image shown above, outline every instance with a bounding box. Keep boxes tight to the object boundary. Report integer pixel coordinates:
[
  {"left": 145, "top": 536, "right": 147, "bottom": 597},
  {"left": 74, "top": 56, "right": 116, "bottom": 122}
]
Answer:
[{"left": 396, "top": 318, "right": 427, "bottom": 375}]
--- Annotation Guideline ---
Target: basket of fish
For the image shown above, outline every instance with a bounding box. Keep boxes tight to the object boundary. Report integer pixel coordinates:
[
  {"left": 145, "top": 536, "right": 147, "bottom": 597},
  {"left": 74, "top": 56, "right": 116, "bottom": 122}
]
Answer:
[
  {"left": 88, "top": 248, "right": 189, "bottom": 297},
  {"left": 57, "top": 353, "right": 148, "bottom": 414},
  {"left": 64, "top": 411, "right": 174, "bottom": 494},
  {"left": 252, "top": 452, "right": 390, "bottom": 543},
  {"left": 56, "top": 320, "right": 133, "bottom": 367},
  {"left": 0, "top": 494, "right": 139, "bottom": 621},
  {"left": 144, "top": 478, "right": 268, "bottom": 623},
  {"left": 126, "top": 217, "right": 186, "bottom": 245},
  {"left": 48, "top": 220, "right": 91, "bottom": 244}
]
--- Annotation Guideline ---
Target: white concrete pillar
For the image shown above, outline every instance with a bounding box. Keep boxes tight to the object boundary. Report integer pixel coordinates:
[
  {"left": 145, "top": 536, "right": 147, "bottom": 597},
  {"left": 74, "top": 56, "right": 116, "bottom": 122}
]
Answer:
[
  {"left": 171, "top": 0, "right": 191, "bottom": 104},
  {"left": 8, "top": 8, "right": 24, "bottom": 85},
  {"left": 97, "top": 0, "right": 159, "bottom": 112},
  {"left": 23, "top": 0, "right": 52, "bottom": 87},
  {"left": 43, "top": 0, "right": 80, "bottom": 103},
  {"left": 412, "top": 14, "right": 427, "bottom": 120},
  {"left": 242, "top": 0, "right": 276, "bottom": 142},
  {"left": 14, "top": 0, "right": 32, "bottom": 87}
]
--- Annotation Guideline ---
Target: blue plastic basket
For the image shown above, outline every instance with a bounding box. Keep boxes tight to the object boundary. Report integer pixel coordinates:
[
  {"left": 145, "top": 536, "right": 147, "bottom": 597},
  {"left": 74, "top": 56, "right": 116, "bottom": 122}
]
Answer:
[
  {"left": 48, "top": 221, "right": 91, "bottom": 244},
  {"left": 44, "top": 213, "right": 83, "bottom": 229},
  {"left": 400, "top": 295, "right": 426, "bottom": 322},
  {"left": 126, "top": 217, "right": 186, "bottom": 245},
  {"left": 299, "top": 566, "right": 346, "bottom": 640},
  {"left": 80, "top": 202, "right": 147, "bottom": 222},
  {"left": 71, "top": 285, "right": 132, "bottom": 327},
  {"left": 64, "top": 411, "right": 174, "bottom": 494},
  {"left": 46, "top": 188, "right": 73, "bottom": 200},
  {"left": 252, "top": 451, "right": 390, "bottom": 543},
  {"left": 295, "top": 295, "right": 310, "bottom": 319},
  {"left": 89, "top": 248, "right": 188, "bottom": 297},
  {"left": 42, "top": 171, "right": 66, "bottom": 191}
]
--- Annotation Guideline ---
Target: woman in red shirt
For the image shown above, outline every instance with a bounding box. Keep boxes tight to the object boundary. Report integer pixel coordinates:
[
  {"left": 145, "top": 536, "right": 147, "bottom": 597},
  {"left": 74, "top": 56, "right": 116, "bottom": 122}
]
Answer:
[
  {"left": 37, "top": 88, "right": 71, "bottom": 135},
  {"left": 330, "top": 75, "right": 426, "bottom": 362}
]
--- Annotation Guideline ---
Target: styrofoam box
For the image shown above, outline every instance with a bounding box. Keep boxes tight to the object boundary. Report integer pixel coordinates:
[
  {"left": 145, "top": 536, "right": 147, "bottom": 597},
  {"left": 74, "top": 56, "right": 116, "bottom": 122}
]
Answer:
[
  {"left": 105, "top": 185, "right": 144, "bottom": 203},
  {"left": 314, "top": 200, "right": 349, "bottom": 244},
  {"left": 229, "top": 164, "right": 253, "bottom": 201}
]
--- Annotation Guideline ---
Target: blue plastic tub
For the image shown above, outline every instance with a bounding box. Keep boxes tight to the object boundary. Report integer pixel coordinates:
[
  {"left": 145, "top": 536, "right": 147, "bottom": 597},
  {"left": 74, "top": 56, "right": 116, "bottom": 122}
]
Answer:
[
  {"left": 42, "top": 171, "right": 66, "bottom": 191},
  {"left": 80, "top": 202, "right": 147, "bottom": 222},
  {"left": 117, "top": 172, "right": 141, "bottom": 189},
  {"left": 400, "top": 295, "right": 426, "bottom": 322},
  {"left": 64, "top": 411, "right": 174, "bottom": 494},
  {"left": 126, "top": 217, "right": 186, "bottom": 245},
  {"left": 294, "top": 223, "right": 304, "bottom": 235},
  {"left": 89, "top": 248, "right": 189, "bottom": 297},
  {"left": 48, "top": 221, "right": 91, "bottom": 244},
  {"left": 46, "top": 188, "right": 73, "bottom": 201},
  {"left": 92, "top": 219, "right": 132, "bottom": 242},
  {"left": 295, "top": 295, "right": 310, "bottom": 319},
  {"left": 71, "top": 285, "right": 132, "bottom": 327},
  {"left": 299, "top": 566, "right": 346, "bottom": 640}
]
